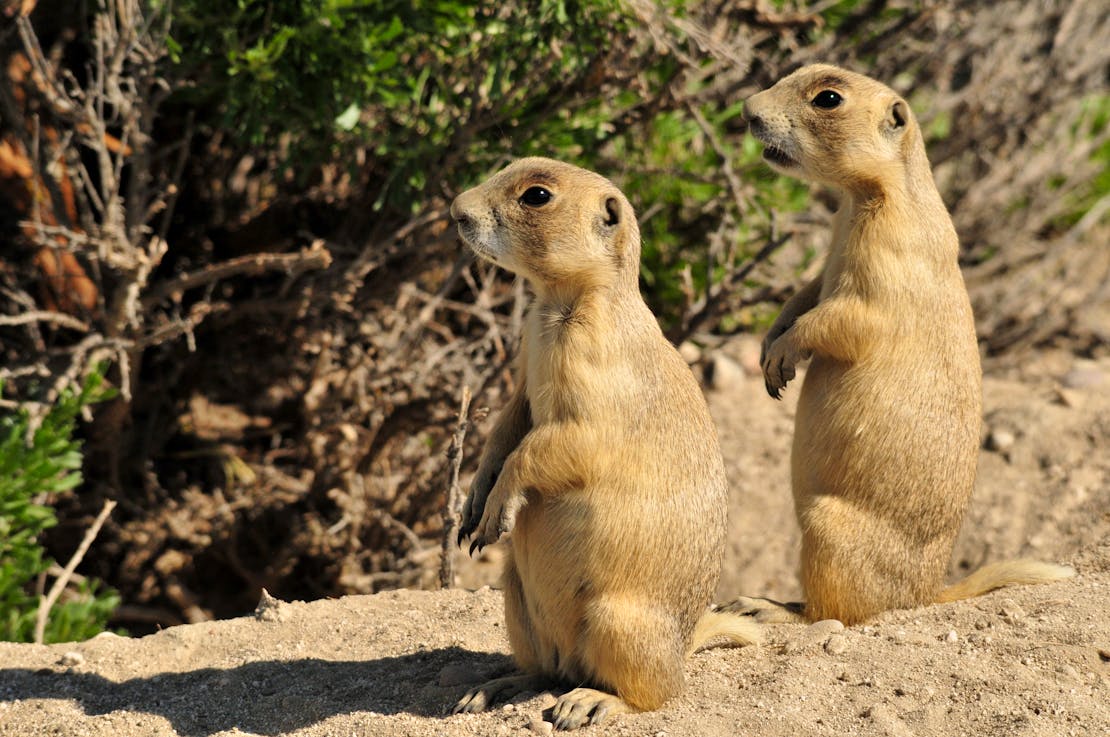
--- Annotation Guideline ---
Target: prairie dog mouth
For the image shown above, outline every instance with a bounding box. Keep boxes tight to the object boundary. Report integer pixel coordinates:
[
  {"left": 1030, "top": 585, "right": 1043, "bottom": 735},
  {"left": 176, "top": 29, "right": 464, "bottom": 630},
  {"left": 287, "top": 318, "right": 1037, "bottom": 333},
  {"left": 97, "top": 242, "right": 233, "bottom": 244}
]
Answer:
[
  {"left": 455, "top": 220, "right": 475, "bottom": 245},
  {"left": 457, "top": 228, "right": 490, "bottom": 260},
  {"left": 762, "top": 143, "right": 797, "bottom": 168},
  {"left": 457, "top": 224, "right": 507, "bottom": 268}
]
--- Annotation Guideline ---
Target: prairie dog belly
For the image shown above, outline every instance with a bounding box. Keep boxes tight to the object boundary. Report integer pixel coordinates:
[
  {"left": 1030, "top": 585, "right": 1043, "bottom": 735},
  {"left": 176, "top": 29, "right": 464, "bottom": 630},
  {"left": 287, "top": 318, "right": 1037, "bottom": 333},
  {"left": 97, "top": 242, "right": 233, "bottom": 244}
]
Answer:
[
  {"left": 793, "top": 353, "right": 979, "bottom": 530},
  {"left": 510, "top": 466, "right": 725, "bottom": 668}
]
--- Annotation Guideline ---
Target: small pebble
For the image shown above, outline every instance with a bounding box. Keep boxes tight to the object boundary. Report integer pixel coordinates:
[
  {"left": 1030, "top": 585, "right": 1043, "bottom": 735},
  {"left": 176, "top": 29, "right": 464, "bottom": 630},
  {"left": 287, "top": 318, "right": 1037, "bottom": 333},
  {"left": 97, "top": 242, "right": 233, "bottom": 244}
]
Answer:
[
  {"left": 1057, "top": 664, "right": 1080, "bottom": 679},
  {"left": 528, "top": 718, "right": 553, "bottom": 736},
  {"left": 1098, "top": 647, "right": 1110, "bottom": 662},
  {"left": 1055, "top": 388, "right": 1083, "bottom": 408},
  {"left": 678, "top": 341, "right": 702, "bottom": 364},
  {"left": 782, "top": 619, "right": 844, "bottom": 654},
  {"left": 944, "top": 630, "right": 958, "bottom": 643},
  {"left": 734, "top": 337, "right": 763, "bottom": 376},
  {"left": 985, "top": 428, "right": 1015, "bottom": 452},
  {"left": 705, "top": 353, "right": 745, "bottom": 391},
  {"left": 999, "top": 599, "right": 1025, "bottom": 625},
  {"left": 536, "top": 693, "right": 558, "bottom": 709},
  {"left": 825, "top": 634, "right": 849, "bottom": 655},
  {"left": 1062, "top": 363, "right": 1104, "bottom": 389},
  {"left": 58, "top": 652, "right": 84, "bottom": 667},
  {"left": 254, "top": 588, "right": 289, "bottom": 623},
  {"left": 808, "top": 619, "right": 845, "bottom": 637}
]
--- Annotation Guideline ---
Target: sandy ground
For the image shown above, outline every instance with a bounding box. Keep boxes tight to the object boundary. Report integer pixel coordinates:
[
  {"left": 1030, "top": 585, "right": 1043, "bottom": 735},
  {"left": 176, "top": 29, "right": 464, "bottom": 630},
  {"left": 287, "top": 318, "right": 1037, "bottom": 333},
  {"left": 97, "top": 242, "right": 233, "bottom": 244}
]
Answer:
[{"left": 1, "top": 341, "right": 1108, "bottom": 737}]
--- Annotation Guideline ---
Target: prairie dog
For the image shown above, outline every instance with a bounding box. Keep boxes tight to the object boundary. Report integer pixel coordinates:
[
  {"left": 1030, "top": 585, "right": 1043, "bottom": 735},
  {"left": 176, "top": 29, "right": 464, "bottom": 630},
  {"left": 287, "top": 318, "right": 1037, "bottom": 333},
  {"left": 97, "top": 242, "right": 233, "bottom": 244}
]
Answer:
[
  {"left": 731, "top": 65, "right": 1073, "bottom": 625},
  {"left": 449, "top": 158, "right": 759, "bottom": 729}
]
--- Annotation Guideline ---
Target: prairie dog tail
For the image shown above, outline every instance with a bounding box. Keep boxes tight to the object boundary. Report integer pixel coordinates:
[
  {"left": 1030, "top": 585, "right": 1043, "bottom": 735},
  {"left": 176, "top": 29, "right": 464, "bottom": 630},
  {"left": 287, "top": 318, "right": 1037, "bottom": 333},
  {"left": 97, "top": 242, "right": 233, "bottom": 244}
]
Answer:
[
  {"left": 936, "top": 559, "right": 1075, "bottom": 604},
  {"left": 687, "top": 610, "right": 762, "bottom": 656}
]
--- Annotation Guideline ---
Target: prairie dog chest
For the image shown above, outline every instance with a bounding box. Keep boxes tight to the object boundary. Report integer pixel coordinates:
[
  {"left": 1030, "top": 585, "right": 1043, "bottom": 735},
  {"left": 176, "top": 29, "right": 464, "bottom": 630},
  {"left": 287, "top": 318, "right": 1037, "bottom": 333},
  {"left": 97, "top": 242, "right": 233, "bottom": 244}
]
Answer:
[
  {"left": 818, "top": 208, "right": 860, "bottom": 301},
  {"left": 522, "top": 299, "right": 628, "bottom": 425},
  {"left": 819, "top": 208, "right": 922, "bottom": 308}
]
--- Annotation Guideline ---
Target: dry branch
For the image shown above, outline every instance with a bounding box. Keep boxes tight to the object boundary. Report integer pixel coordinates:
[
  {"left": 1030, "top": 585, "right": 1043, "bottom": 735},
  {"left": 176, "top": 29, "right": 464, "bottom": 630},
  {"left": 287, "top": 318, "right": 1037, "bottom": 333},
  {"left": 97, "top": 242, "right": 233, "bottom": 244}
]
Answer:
[
  {"left": 668, "top": 232, "right": 793, "bottom": 345},
  {"left": 141, "top": 242, "right": 333, "bottom": 308},
  {"left": 0, "top": 310, "right": 89, "bottom": 331},
  {"left": 439, "top": 385, "right": 472, "bottom": 589},
  {"left": 34, "top": 499, "right": 117, "bottom": 644}
]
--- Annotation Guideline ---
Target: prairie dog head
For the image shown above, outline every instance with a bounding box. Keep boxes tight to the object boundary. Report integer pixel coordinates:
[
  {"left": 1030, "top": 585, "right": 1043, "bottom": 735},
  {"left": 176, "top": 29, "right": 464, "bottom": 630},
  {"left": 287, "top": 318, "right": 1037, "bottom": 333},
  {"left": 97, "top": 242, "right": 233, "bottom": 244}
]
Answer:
[
  {"left": 743, "top": 64, "right": 924, "bottom": 192},
  {"left": 450, "top": 157, "right": 641, "bottom": 292}
]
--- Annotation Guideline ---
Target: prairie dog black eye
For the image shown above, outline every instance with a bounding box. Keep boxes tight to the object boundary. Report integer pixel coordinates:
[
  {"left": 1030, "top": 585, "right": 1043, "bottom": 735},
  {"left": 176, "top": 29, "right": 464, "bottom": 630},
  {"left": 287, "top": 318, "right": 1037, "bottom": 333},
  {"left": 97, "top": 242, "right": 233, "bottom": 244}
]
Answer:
[
  {"left": 812, "top": 90, "right": 843, "bottom": 109},
  {"left": 519, "top": 186, "right": 553, "bottom": 207}
]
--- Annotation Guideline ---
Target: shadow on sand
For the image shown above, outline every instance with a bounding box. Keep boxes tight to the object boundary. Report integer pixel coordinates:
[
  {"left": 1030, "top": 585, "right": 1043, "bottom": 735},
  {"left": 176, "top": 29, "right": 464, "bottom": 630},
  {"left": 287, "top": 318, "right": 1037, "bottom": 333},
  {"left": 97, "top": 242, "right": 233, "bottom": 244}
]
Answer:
[{"left": 0, "top": 646, "right": 513, "bottom": 736}]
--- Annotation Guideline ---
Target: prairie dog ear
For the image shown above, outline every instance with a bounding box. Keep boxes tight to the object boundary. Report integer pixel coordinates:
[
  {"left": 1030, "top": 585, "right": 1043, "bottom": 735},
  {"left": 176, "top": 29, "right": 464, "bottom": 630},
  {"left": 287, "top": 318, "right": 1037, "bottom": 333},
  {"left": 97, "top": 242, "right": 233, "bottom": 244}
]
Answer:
[
  {"left": 885, "top": 99, "right": 909, "bottom": 132},
  {"left": 602, "top": 196, "right": 621, "bottom": 228}
]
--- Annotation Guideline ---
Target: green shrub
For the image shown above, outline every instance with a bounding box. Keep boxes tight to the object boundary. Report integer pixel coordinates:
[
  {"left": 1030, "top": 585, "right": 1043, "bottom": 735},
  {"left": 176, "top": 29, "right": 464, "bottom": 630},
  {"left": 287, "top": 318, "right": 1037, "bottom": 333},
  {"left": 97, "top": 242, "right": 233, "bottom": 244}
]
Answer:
[
  {"left": 171, "top": 0, "right": 630, "bottom": 202},
  {"left": 0, "top": 370, "right": 119, "bottom": 643},
  {"left": 167, "top": 0, "right": 811, "bottom": 331},
  {"left": 1055, "top": 93, "right": 1110, "bottom": 230}
]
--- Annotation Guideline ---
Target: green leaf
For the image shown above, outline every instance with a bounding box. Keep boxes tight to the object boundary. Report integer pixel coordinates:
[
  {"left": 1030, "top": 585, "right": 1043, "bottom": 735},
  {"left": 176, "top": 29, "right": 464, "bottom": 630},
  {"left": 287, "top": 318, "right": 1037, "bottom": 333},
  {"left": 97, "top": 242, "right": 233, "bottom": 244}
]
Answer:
[
  {"left": 0, "top": 365, "right": 116, "bottom": 642},
  {"left": 335, "top": 103, "right": 361, "bottom": 131}
]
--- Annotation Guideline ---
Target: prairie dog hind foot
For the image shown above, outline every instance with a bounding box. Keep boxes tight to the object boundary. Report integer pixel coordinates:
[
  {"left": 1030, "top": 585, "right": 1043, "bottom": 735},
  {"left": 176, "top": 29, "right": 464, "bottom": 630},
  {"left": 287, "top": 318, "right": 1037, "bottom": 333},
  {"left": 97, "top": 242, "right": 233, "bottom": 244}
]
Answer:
[
  {"left": 453, "top": 673, "right": 550, "bottom": 715},
  {"left": 551, "top": 687, "right": 633, "bottom": 730},
  {"left": 718, "top": 596, "right": 807, "bottom": 624}
]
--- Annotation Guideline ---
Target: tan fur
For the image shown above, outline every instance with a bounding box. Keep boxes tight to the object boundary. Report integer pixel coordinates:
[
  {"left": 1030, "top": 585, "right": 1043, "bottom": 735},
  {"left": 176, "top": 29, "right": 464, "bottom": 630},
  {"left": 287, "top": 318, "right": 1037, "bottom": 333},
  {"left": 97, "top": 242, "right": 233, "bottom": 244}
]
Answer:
[
  {"left": 449, "top": 158, "right": 758, "bottom": 729},
  {"left": 935, "top": 559, "right": 1076, "bottom": 604},
  {"left": 735, "top": 65, "right": 1073, "bottom": 625}
]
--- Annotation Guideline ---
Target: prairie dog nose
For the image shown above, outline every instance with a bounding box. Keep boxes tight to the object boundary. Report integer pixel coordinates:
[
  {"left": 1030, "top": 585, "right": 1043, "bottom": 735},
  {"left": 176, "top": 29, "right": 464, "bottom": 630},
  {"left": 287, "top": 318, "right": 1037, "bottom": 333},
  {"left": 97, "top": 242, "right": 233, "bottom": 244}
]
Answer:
[
  {"left": 449, "top": 199, "right": 470, "bottom": 225},
  {"left": 742, "top": 91, "right": 767, "bottom": 130},
  {"left": 745, "top": 114, "right": 766, "bottom": 137}
]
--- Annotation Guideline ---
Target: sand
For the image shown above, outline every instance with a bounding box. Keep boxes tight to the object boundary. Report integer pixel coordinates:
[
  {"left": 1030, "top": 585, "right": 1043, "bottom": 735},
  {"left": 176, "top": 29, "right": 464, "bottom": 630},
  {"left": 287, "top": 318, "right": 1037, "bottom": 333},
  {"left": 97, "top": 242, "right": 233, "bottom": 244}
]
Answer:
[{"left": 1, "top": 341, "right": 1107, "bottom": 737}]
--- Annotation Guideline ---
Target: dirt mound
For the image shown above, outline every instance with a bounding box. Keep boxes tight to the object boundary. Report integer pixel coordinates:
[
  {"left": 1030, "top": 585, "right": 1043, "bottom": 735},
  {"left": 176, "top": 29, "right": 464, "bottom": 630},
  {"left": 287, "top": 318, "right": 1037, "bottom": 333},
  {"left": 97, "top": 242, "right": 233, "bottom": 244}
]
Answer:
[
  {"left": 1, "top": 570, "right": 1106, "bottom": 737},
  {"left": 1, "top": 346, "right": 1108, "bottom": 737}
]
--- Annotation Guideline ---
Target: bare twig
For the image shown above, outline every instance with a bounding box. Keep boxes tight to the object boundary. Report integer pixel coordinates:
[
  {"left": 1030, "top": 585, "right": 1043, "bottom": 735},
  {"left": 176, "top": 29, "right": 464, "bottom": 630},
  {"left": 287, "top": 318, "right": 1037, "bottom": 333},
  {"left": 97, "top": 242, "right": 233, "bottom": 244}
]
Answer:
[
  {"left": 34, "top": 499, "right": 117, "bottom": 644},
  {"left": 141, "top": 243, "right": 333, "bottom": 308},
  {"left": 137, "top": 300, "right": 230, "bottom": 349},
  {"left": 0, "top": 310, "right": 89, "bottom": 331},
  {"left": 164, "top": 575, "right": 211, "bottom": 624},
  {"left": 668, "top": 232, "right": 793, "bottom": 345},
  {"left": 337, "top": 209, "right": 448, "bottom": 310},
  {"left": 0, "top": 397, "right": 48, "bottom": 411},
  {"left": 15, "top": 222, "right": 96, "bottom": 249},
  {"left": 439, "top": 385, "right": 472, "bottom": 589},
  {"left": 0, "top": 363, "right": 50, "bottom": 382},
  {"left": 153, "top": 111, "right": 195, "bottom": 246},
  {"left": 685, "top": 99, "right": 750, "bottom": 215}
]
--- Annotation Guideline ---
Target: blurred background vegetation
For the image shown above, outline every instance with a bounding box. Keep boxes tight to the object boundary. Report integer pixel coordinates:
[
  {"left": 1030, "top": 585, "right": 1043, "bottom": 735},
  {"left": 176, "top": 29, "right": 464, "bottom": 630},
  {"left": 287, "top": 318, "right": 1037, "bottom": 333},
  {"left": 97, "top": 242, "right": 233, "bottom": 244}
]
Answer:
[{"left": 0, "top": 0, "right": 1106, "bottom": 639}]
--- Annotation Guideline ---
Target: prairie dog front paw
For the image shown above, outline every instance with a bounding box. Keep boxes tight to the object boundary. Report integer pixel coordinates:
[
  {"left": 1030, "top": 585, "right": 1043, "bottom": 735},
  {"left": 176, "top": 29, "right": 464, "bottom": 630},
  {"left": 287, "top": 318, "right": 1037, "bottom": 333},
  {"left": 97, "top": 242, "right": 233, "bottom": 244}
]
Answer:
[
  {"left": 471, "top": 477, "right": 526, "bottom": 552},
  {"left": 761, "top": 328, "right": 808, "bottom": 399},
  {"left": 458, "top": 466, "right": 499, "bottom": 546}
]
